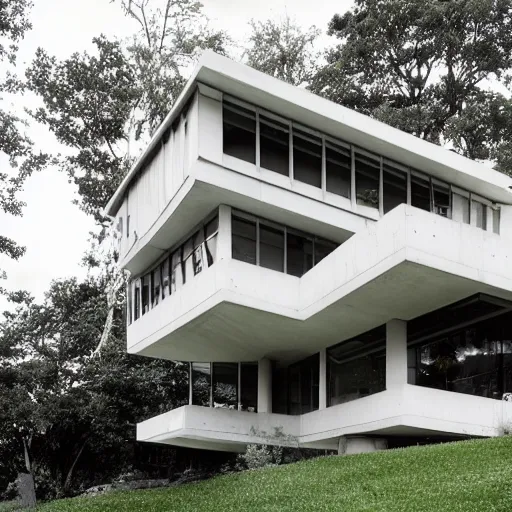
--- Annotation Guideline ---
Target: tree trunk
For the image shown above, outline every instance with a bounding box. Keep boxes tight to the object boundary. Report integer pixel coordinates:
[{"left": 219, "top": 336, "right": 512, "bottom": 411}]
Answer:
[
  {"left": 16, "top": 473, "right": 36, "bottom": 509},
  {"left": 63, "top": 439, "right": 88, "bottom": 494}
]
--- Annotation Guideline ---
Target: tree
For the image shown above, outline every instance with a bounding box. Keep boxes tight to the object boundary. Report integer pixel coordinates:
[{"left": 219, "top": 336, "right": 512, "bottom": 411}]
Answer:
[
  {"left": 245, "top": 15, "right": 320, "bottom": 87},
  {"left": 26, "top": 0, "right": 228, "bottom": 224},
  {"left": 311, "top": 0, "right": 512, "bottom": 170},
  {"left": 0, "top": 0, "right": 49, "bottom": 289}
]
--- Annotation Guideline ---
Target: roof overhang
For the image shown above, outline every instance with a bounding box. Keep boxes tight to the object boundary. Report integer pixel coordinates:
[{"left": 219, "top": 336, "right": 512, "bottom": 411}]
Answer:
[{"left": 105, "top": 51, "right": 512, "bottom": 217}]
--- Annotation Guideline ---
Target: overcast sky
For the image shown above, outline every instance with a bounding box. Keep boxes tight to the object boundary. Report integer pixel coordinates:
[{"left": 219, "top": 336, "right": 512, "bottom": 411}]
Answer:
[{"left": 0, "top": 0, "right": 354, "bottom": 311}]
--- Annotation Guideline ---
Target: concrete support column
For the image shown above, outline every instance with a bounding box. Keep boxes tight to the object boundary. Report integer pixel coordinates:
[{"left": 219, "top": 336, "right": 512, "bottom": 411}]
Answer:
[
  {"left": 217, "top": 204, "right": 232, "bottom": 261},
  {"left": 257, "top": 358, "right": 272, "bottom": 413},
  {"left": 319, "top": 348, "right": 327, "bottom": 410},
  {"left": 386, "top": 319, "right": 408, "bottom": 390},
  {"left": 338, "top": 436, "right": 387, "bottom": 455}
]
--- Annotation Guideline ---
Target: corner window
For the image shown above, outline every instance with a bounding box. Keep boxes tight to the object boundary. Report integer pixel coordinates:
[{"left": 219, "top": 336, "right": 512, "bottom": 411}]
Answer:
[
  {"left": 326, "top": 141, "right": 351, "bottom": 199},
  {"left": 223, "top": 102, "right": 256, "bottom": 164},
  {"left": 293, "top": 129, "right": 322, "bottom": 188},
  {"left": 314, "top": 238, "right": 337, "bottom": 265},
  {"left": 232, "top": 216, "right": 257, "bottom": 265},
  {"left": 383, "top": 161, "right": 407, "bottom": 214},
  {"left": 260, "top": 115, "right": 289, "bottom": 176},
  {"left": 259, "top": 223, "right": 285, "bottom": 272},
  {"left": 355, "top": 152, "right": 380, "bottom": 209}
]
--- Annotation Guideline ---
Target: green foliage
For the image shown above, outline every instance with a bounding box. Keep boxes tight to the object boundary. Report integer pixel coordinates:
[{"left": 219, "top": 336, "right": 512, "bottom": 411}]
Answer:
[
  {"left": 33, "top": 437, "right": 512, "bottom": 511},
  {"left": 311, "top": 0, "right": 512, "bottom": 173},
  {"left": 245, "top": 15, "right": 320, "bottom": 86}
]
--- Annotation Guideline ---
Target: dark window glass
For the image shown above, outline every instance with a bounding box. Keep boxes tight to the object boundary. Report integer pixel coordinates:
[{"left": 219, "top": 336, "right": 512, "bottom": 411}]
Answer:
[
  {"left": 327, "top": 326, "right": 386, "bottom": 406},
  {"left": 408, "top": 296, "right": 512, "bottom": 400},
  {"left": 212, "top": 363, "right": 238, "bottom": 409},
  {"left": 171, "top": 249, "right": 183, "bottom": 293},
  {"left": 127, "top": 282, "right": 132, "bottom": 325},
  {"left": 161, "top": 258, "right": 169, "bottom": 299},
  {"left": 259, "top": 224, "right": 284, "bottom": 272},
  {"left": 288, "top": 354, "right": 319, "bottom": 415},
  {"left": 287, "top": 232, "right": 313, "bottom": 277},
  {"left": 260, "top": 116, "right": 289, "bottom": 176},
  {"left": 433, "top": 182, "right": 450, "bottom": 218},
  {"left": 326, "top": 142, "right": 351, "bottom": 198},
  {"left": 241, "top": 362, "right": 258, "bottom": 412},
  {"left": 134, "top": 280, "right": 140, "bottom": 320},
  {"left": 151, "top": 267, "right": 161, "bottom": 307},
  {"left": 191, "top": 362, "right": 211, "bottom": 407},
  {"left": 205, "top": 216, "right": 219, "bottom": 267},
  {"left": 142, "top": 274, "right": 150, "bottom": 315},
  {"left": 232, "top": 216, "right": 257, "bottom": 265},
  {"left": 223, "top": 103, "right": 256, "bottom": 164},
  {"left": 355, "top": 152, "right": 380, "bottom": 208},
  {"left": 411, "top": 173, "right": 431, "bottom": 212},
  {"left": 383, "top": 162, "right": 407, "bottom": 214},
  {"left": 314, "top": 238, "right": 337, "bottom": 265},
  {"left": 293, "top": 130, "right": 321, "bottom": 188}
]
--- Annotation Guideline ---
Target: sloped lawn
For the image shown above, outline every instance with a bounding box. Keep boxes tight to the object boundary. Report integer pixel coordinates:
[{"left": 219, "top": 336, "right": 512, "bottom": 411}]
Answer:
[{"left": 36, "top": 436, "right": 512, "bottom": 512}]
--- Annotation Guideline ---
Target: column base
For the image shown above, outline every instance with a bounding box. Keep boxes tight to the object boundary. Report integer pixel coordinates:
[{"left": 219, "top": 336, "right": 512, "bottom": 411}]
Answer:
[{"left": 338, "top": 436, "right": 388, "bottom": 455}]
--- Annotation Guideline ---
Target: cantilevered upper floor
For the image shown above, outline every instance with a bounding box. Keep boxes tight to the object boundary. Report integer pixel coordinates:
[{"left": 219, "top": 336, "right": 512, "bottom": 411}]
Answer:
[{"left": 104, "top": 51, "right": 512, "bottom": 279}]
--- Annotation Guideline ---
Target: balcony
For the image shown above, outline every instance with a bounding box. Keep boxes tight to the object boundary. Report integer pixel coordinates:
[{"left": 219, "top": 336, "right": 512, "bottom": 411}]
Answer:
[{"left": 127, "top": 204, "right": 512, "bottom": 363}]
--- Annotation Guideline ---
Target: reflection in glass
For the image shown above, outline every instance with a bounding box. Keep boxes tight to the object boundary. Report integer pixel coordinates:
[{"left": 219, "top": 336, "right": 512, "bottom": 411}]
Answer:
[
  {"left": 241, "top": 362, "right": 258, "bottom": 412},
  {"left": 192, "top": 362, "right": 211, "bottom": 407},
  {"left": 171, "top": 249, "right": 183, "bottom": 293},
  {"left": 212, "top": 363, "right": 238, "bottom": 409},
  {"left": 161, "top": 258, "right": 169, "bottom": 299},
  {"left": 232, "top": 216, "right": 257, "bottom": 264},
  {"left": 383, "top": 162, "right": 407, "bottom": 214},
  {"left": 411, "top": 173, "right": 431, "bottom": 212},
  {"left": 327, "top": 326, "right": 386, "bottom": 406},
  {"left": 142, "top": 274, "right": 150, "bottom": 315},
  {"left": 287, "top": 232, "right": 313, "bottom": 277},
  {"left": 151, "top": 266, "right": 161, "bottom": 307}
]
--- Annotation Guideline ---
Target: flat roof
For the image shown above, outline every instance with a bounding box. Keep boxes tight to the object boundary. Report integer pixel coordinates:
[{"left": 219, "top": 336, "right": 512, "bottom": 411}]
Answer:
[{"left": 105, "top": 50, "right": 512, "bottom": 216}]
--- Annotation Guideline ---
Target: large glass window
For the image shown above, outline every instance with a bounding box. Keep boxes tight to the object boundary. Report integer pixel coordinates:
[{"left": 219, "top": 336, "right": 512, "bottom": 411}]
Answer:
[
  {"left": 192, "top": 229, "right": 205, "bottom": 276},
  {"left": 411, "top": 173, "right": 431, "bottom": 212},
  {"left": 259, "top": 223, "right": 284, "bottom": 272},
  {"left": 383, "top": 162, "right": 407, "bottom": 214},
  {"left": 286, "top": 232, "right": 313, "bottom": 277},
  {"left": 212, "top": 363, "right": 238, "bottom": 409},
  {"left": 127, "top": 281, "right": 132, "bottom": 325},
  {"left": 182, "top": 236, "right": 194, "bottom": 284},
  {"left": 232, "top": 216, "right": 257, "bottom": 265},
  {"left": 293, "top": 129, "right": 322, "bottom": 188},
  {"left": 472, "top": 200, "right": 487, "bottom": 230},
  {"left": 326, "top": 141, "right": 351, "bottom": 199},
  {"left": 288, "top": 354, "right": 319, "bottom": 415},
  {"left": 453, "top": 192, "right": 470, "bottom": 224},
  {"left": 260, "top": 115, "right": 289, "bottom": 176},
  {"left": 327, "top": 326, "right": 386, "bottom": 406},
  {"left": 205, "top": 216, "right": 219, "bottom": 266},
  {"left": 171, "top": 249, "right": 183, "bottom": 293},
  {"left": 191, "top": 362, "right": 211, "bottom": 407},
  {"left": 355, "top": 152, "right": 380, "bottom": 209},
  {"left": 240, "top": 362, "right": 258, "bottom": 412},
  {"left": 223, "top": 102, "right": 256, "bottom": 164},
  {"left": 408, "top": 295, "right": 512, "bottom": 399},
  {"left": 493, "top": 209, "right": 500, "bottom": 235}
]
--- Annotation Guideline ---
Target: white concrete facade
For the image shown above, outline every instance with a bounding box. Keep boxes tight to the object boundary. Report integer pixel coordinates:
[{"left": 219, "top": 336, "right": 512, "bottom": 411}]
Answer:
[{"left": 106, "top": 52, "right": 512, "bottom": 454}]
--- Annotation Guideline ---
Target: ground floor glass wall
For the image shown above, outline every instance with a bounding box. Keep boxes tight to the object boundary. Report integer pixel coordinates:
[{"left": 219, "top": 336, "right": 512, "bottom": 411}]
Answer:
[
  {"left": 327, "top": 326, "right": 386, "bottom": 406},
  {"left": 407, "top": 296, "right": 512, "bottom": 400},
  {"left": 189, "top": 361, "right": 258, "bottom": 412}
]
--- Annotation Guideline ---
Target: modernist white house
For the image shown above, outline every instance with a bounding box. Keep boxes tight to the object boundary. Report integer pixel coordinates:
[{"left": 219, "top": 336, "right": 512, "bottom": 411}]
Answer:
[{"left": 105, "top": 51, "right": 512, "bottom": 455}]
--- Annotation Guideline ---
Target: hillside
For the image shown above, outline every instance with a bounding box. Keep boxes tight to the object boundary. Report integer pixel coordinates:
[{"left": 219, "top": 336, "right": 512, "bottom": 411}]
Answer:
[{"left": 29, "top": 437, "right": 512, "bottom": 511}]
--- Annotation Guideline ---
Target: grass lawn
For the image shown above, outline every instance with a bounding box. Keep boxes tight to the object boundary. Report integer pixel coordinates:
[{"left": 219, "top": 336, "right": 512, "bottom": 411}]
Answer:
[{"left": 18, "top": 437, "right": 512, "bottom": 511}]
